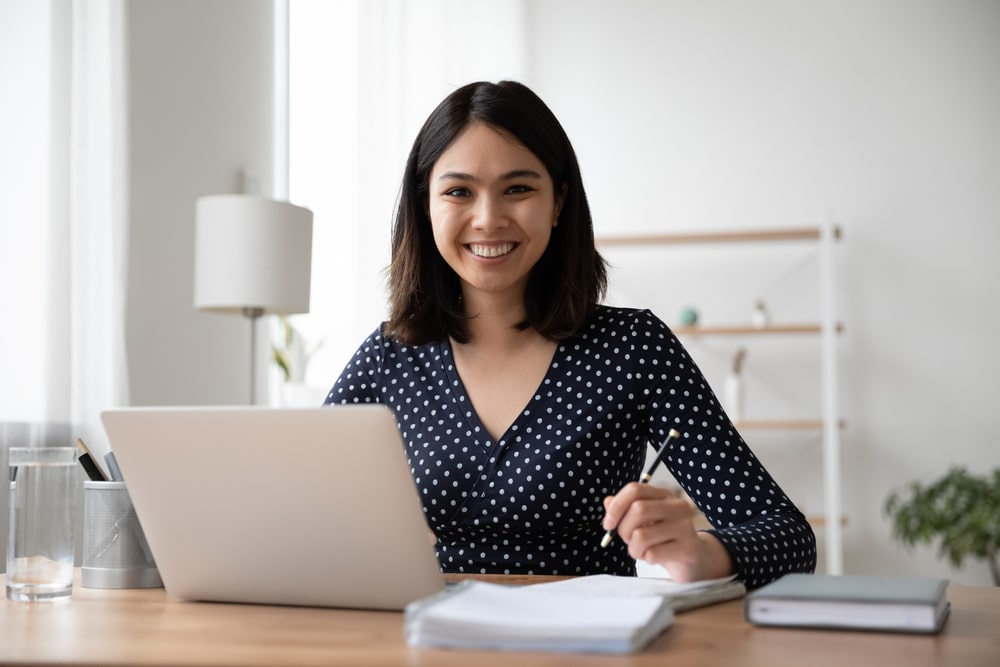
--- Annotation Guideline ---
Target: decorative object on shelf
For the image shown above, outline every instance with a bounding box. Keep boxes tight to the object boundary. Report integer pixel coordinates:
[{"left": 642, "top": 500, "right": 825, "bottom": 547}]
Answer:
[
  {"left": 724, "top": 348, "right": 747, "bottom": 422},
  {"left": 679, "top": 306, "right": 699, "bottom": 327},
  {"left": 752, "top": 300, "right": 770, "bottom": 328},
  {"left": 194, "top": 194, "right": 314, "bottom": 404},
  {"left": 884, "top": 466, "right": 1000, "bottom": 586}
]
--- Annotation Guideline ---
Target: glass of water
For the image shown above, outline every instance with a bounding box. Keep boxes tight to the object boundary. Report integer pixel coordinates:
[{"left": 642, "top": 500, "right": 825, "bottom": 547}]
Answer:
[{"left": 6, "top": 447, "right": 77, "bottom": 602}]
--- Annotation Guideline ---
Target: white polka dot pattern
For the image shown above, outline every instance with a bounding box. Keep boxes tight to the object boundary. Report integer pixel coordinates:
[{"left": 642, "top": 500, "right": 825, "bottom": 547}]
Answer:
[{"left": 325, "top": 306, "right": 816, "bottom": 588}]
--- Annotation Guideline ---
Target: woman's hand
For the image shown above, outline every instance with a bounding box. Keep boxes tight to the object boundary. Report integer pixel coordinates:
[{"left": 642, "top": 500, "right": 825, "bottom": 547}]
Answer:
[{"left": 602, "top": 483, "right": 734, "bottom": 583}]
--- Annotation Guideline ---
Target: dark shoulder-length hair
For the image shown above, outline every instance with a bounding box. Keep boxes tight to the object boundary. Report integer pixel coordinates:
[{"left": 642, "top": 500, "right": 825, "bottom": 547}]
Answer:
[{"left": 384, "top": 80, "right": 608, "bottom": 346}]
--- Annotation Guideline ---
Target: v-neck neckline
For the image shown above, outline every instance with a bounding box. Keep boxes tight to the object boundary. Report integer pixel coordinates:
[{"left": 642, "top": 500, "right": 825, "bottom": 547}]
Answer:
[{"left": 439, "top": 338, "right": 563, "bottom": 448}]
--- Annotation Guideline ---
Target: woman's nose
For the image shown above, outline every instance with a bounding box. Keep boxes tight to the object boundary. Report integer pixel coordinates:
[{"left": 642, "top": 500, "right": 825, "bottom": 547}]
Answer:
[{"left": 471, "top": 195, "right": 508, "bottom": 231}]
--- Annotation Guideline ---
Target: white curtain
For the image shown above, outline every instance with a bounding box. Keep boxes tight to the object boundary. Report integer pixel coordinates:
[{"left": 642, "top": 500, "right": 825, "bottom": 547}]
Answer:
[
  {"left": 284, "top": 0, "right": 529, "bottom": 396},
  {"left": 0, "top": 0, "right": 128, "bottom": 451}
]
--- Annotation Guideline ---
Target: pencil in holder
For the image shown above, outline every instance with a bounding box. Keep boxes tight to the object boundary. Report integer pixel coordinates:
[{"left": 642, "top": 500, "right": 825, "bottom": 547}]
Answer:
[{"left": 81, "top": 481, "right": 163, "bottom": 589}]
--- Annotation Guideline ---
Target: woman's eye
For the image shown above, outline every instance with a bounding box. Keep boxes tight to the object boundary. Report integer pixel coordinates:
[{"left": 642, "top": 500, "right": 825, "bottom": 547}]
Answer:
[
  {"left": 506, "top": 184, "right": 535, "bottom": 195},
  {"left": 443, "top": 187, "right": 471, "bottom": 197}
]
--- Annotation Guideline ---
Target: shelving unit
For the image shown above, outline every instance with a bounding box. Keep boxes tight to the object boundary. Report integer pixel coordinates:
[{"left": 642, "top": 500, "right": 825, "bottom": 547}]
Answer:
[{"left": 597, "top": 224, "right": 845, "bottom": 574}]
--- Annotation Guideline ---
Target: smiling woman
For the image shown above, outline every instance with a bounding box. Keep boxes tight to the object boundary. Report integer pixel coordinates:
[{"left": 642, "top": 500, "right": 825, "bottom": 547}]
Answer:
[{"left": 322, "top": 81, "right": 816, "bottom": 589}]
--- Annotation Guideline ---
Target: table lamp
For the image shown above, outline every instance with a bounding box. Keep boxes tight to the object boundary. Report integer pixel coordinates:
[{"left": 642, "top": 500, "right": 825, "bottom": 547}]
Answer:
[{"left": 193, "top": 194, "right": 313, "bottom": 404}]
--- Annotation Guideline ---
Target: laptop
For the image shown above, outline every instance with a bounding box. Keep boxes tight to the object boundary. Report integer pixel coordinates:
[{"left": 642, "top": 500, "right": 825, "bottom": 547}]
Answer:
[{"left": 100, "top": 405, "right": 445, "bottom": 610}]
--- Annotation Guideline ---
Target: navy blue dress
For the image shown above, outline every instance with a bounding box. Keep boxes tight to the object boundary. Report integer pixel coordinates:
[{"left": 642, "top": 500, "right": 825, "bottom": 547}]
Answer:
[{"left": 325, "top": 306, "right": 816, "bottom": 589}]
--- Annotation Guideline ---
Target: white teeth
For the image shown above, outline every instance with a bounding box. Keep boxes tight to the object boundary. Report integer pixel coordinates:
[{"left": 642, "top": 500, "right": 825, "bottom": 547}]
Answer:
[{"left": 469, "top": 243, "right": 514, "bottom": 258}]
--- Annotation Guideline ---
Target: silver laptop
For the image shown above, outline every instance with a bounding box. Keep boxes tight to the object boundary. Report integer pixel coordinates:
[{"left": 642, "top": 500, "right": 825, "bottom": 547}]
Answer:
[{"left": 100, "top": 405, "right": 445, "bottom": 610}]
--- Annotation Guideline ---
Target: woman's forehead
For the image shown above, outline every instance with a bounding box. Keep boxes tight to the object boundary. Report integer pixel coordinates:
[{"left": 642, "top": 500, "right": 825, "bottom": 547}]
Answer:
[{"left": 431, "top": 123, "right": 545, "bottom": 178}]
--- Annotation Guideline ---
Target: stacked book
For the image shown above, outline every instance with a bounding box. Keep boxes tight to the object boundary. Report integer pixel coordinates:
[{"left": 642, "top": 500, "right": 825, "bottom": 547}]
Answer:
[{"left": 745, "top": 573, "right": 950, "bottom": 634}]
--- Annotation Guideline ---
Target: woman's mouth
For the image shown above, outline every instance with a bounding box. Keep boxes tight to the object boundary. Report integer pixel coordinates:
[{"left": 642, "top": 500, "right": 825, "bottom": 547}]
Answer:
[{"left": 467, "top": 242, "right": 516, "bottom": 258}]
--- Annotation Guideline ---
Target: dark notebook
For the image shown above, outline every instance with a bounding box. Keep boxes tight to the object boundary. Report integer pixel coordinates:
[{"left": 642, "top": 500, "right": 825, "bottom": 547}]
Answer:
[{"left": 745, "top": 574, "right": 950, "bottom": 634}]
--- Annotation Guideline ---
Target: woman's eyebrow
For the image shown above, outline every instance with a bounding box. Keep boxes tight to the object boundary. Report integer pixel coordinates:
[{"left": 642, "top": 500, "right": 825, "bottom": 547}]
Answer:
[
  {"left": 501, "top": 169, "right": 543, "bottom": 181},
  {"left": 437, "top": 171, "right": 476, "bottom": 182},
  {"left": 437, "top": 169, "right": 544, "bottom": 183}
]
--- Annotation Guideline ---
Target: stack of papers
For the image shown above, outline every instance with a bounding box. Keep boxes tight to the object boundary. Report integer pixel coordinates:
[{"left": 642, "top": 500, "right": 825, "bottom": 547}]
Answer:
[{"left": 405, "top": 574, "right": 744, "bottom": 654}]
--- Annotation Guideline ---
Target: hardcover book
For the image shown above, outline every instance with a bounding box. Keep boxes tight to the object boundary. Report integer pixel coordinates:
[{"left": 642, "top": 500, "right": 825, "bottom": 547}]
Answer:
[{"left": 745, "top": 573, "right": 950, "bottom": 634}]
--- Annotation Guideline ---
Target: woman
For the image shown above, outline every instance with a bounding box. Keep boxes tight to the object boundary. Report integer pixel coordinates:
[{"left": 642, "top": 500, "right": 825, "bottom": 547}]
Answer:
[{"left": 325, "top": 80, "right": 816, "bottom": 589}]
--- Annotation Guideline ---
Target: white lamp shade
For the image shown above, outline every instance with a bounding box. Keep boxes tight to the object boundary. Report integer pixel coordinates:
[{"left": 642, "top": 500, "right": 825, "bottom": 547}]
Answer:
[{"left": 194, "top": 195, "right": 313, "bottom": 315}]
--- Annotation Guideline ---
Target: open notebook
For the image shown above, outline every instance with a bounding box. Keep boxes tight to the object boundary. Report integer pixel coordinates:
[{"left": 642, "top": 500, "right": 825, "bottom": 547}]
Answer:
[{"left": 100, "top": 405, "right": 445, "bottom": 610}]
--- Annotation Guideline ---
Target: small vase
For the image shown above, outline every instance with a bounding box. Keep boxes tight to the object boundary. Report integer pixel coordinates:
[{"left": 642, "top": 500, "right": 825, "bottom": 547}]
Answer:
[
  {"left": 752, "top": 301, "right": 770, "bottom": 328},
  {"left": 724, "top": 374, "right": 745, "bottom": 423}
]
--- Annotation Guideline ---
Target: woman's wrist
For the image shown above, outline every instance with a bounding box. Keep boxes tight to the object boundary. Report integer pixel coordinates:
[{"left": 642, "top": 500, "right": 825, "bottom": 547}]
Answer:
[{"left": 695, "top": 531, "right": 735, "bottom": 580}]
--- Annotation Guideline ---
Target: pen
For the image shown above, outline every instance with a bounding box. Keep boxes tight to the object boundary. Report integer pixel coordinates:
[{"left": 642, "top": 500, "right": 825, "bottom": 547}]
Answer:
[
  {"left": 104, "top": 451, "right": 124, "bottom": 482},
  {"left": 75, "top": 438, "right": 109, "bottom": 482},
  {"left": 600, "top": 428, "right": 681, "bottom": 548}
]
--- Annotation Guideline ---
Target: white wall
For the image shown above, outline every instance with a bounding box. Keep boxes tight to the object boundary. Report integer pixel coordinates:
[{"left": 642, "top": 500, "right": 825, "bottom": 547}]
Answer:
[
  {"left": 125, "top": 0, "right": 276, "bottom": 406},
  {"left": 122, "top": 0, "right": 1000, "bottom": 585}
]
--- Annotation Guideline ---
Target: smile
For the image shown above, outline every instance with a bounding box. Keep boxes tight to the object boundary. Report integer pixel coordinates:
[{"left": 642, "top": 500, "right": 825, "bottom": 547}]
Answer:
[{"left": 467, "top": 243, "right": 516, "bottom": 258}]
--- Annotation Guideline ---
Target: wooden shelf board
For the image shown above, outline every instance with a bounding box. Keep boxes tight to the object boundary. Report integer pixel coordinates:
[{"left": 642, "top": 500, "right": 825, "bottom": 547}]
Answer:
[
  {"left": 806, "top": 515, "right": 849, "bottom": 528},
  {"left": 674, "top": 323, "right": 844, "bottom": 335},
  {"left": 693, "top": 514, "right": 848, "bottom": 530},
  {"left": 734, "top": 420, "right": 847, "bottom": 431},
  {"left": 597, "top": 226, "right": 841, "bottom": 247}
]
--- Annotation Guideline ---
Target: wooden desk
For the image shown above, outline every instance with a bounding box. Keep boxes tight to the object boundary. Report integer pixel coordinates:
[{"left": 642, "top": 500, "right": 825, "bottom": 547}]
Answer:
[{"left": 1, "top": 573, "right": 997, "bottom": 666}]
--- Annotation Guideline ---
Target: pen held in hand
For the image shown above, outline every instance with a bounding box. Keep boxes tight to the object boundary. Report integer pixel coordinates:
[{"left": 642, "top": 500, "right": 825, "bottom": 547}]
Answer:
[{"left": 600, "top": 428, "right": 681, "bottom": 548}]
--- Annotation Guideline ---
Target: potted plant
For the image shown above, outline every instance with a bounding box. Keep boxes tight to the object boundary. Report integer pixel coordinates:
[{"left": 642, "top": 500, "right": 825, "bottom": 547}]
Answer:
[
  {"left": 884, "top": 466, "right": 1000, "bottom": 585},
  {"left": 271, "top": 316, "right": 325, "bottom": 406}
]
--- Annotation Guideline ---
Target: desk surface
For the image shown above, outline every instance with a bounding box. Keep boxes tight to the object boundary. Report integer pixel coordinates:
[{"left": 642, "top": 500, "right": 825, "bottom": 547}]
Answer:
[{"left": 1, "top": 572, "right": 997, "bottom": 666}]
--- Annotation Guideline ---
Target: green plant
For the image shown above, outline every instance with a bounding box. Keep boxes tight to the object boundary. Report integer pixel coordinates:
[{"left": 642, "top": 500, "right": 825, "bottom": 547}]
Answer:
[
  {"left": 884, "top": 466, "right": 1000, "bottom": 585},
  {"left": 271, "top": 316, "right": 323, "bottom": 383}
]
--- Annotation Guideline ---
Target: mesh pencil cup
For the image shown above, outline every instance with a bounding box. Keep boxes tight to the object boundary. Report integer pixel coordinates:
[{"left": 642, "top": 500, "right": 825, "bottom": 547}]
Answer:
[{"left": 81, "top": 481, "right": 163, "bottom": 589}]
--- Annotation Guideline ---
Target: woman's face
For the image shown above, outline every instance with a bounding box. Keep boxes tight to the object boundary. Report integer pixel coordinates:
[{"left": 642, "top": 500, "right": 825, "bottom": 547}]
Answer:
[{"left": 427, "top": 122, "right": 562, "bottom": 307}]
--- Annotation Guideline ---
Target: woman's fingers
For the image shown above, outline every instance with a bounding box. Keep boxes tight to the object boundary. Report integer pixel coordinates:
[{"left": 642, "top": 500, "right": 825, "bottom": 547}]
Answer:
[
  {"left": 602, "top": 482, "right": 663, "bottom": 530},
  {"left": 604, "top": 483, "right": 735, "bottom": 583},
  {"left": 623, "top": 504, "right": 698, "bottom": 562},
  {"left": 603, "top": 484, "right": 697, "bottom": 561}
]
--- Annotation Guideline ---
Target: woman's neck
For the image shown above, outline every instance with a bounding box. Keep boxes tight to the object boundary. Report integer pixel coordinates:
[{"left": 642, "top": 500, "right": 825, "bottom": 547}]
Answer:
[
  {"left": 450, "top": 286, "right": 557, "bottom": 441},
  {"left": 460, "top": 287, "right": 533, "bottom": 348}
]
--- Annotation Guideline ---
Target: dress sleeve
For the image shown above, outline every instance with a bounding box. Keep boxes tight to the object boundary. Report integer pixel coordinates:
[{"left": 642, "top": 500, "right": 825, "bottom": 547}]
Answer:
[
  {"left": 323, "top": 327, "right": 384, "bottom": 406},
  {"left": 631, "top": 309, "right": 817, "bottom": 589}
]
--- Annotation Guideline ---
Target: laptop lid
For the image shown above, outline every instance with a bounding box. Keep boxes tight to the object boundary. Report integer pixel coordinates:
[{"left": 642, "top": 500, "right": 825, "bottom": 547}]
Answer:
[{"left": 100, "top": 405, "right": 445, "bottom": 610}]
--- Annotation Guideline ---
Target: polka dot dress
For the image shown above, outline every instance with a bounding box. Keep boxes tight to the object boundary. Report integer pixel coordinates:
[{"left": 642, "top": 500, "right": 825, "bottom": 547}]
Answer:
[{"left": 325, "top": 306, "right": 816, "bottom": 589}]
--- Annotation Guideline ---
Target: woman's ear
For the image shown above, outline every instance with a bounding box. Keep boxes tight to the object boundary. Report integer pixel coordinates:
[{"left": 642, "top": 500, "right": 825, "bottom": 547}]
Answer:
[{"left": 553, "top": 184, "right": 567, "bottom": 227}]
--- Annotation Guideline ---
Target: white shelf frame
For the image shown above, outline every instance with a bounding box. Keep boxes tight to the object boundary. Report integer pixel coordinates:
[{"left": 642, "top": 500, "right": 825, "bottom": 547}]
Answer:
[{"left": 597, "top": 223, "right": 844, "bottom": 574}]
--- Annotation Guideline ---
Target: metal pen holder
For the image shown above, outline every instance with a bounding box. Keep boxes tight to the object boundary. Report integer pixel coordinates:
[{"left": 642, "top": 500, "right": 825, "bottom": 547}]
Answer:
[{"left": 81, "top": 481, "right": 162, "bottom": 589}]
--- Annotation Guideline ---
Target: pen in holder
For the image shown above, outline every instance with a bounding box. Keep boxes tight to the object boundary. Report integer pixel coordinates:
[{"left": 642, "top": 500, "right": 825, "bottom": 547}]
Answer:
[{"left": 81, "top": 481, "right": 162, "bottom": 589}]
